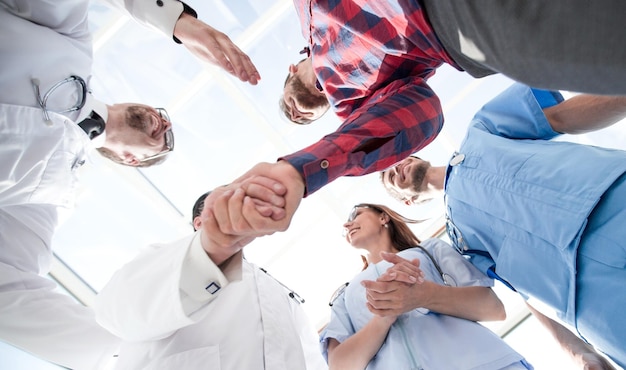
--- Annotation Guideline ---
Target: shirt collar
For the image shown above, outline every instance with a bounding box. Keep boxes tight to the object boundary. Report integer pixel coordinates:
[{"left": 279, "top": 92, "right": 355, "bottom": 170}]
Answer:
[{"left": 76, "top": 95, "right": 108, "bottom": 147}]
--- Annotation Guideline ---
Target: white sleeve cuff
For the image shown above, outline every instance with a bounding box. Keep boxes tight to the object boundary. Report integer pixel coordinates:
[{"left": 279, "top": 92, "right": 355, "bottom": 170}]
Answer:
[
  {"left": 179, "top": 232, "right": 243, "bottom": 314},
  {"left": 125, "top": 0, "right": 184, "bottom": 39}
]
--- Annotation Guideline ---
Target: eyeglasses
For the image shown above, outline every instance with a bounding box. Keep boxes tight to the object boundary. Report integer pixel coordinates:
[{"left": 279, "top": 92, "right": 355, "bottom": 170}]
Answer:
[
  {"left": 343, "top": 205, "right": 382, "bottom": 237},
  {"left": 140, "top": 108, "right": 174, "bottom": 163},
  {"left": 346, "top": 204, "right": 382, "bottom": 223},
  {"left": 328, "top": 282, "right": 349, "bottom": 306}
]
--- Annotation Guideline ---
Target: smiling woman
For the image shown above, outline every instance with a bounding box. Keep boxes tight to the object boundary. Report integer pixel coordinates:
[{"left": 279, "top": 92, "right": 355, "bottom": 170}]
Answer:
[{"left": 325, "top": 202, "right": 531, "bottom": 370}]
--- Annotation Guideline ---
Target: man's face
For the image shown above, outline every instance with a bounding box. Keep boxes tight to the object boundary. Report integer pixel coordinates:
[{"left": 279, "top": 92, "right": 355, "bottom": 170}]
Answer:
[
  {"left": 107, "top": 104, "right": 173, "bottom": 165},
  {"left": 381, "top": 156, "right": 431, "bottom": 204},
  {"left": 282, "top": 59, "right": 329, "bottom": 124}
]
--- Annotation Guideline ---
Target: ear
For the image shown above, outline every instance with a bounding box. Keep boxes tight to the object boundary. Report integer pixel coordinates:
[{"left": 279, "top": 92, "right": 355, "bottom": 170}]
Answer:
[
  {"left": 193, "top": 216, "right": 202, "bottom": 231},
  {"left": 380, "top": 213, "right": 390, "bottom": 224},
  {"left": 121, "top": 152, "right": 140, "bottom": 166},
  {"left": 289, "top": 64, "right": 298, "bottom": 74}
]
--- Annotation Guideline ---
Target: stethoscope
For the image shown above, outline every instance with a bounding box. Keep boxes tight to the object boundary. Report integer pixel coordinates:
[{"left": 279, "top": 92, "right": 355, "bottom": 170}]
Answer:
[
  {"left": 414, "top": 244, "right": 457, "bottom": 287},
  {"left": 31, "top": 75, "right": 88, "bottom": 125},
  {"left": 259, "top": 267, "right": 305, "bottom": 304}
]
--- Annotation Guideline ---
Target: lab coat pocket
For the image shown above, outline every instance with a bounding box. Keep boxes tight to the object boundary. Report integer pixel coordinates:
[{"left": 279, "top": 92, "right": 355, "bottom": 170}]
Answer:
[
  {"left": 143, "top": 345, "right": 221, "bottom": 370},
  {"left": 31, "top": 150, "right": 79, "bottom": 208}
]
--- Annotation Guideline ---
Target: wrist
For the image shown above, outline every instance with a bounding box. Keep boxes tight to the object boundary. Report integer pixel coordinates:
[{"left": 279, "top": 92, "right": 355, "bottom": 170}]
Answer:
[
  {"left": 373, "top": 314, "right": 397, "bottom": 327},
  {"left": 172, "top": 2, "right": 198, "bottom": 44},
  {"left": 277, "top": 159, "right": 305, "bottom": 196}
]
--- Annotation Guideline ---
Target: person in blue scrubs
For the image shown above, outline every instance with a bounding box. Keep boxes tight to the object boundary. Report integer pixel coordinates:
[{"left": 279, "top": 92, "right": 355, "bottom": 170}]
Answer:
[
  {"left": 378, "top": 84, "right": 626, "bottom": 368},
  {"left": 322, "top": 203, "right": 532, "bottom": 370}
]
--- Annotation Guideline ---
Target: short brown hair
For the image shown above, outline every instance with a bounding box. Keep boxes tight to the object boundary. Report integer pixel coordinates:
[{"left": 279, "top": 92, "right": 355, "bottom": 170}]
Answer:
[{"left": 96, "top": 147, "right": 167, "bottom": 167}]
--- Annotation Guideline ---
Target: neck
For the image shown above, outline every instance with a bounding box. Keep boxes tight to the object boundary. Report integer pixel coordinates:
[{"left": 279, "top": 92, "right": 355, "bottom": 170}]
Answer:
[
  {"left": 362, "top": 236, "right": 396, "bottom": 264},
  {"left": 426, "top": 166, "right": 446, "bottom": 191},
  {"left": 103, "top": 104, "right": 124, "bottom": 145}
]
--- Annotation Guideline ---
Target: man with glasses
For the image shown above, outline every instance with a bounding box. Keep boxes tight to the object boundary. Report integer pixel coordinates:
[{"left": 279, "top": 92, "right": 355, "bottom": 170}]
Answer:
[
  {"left": 0, "top": 0, "right": 259, "bottom": 368},
  {"left": 94, "top": 190, "right": 327, "bottom": 370},
  {"left": 376, "top": 83, "right": 626, "bottom": 368}
]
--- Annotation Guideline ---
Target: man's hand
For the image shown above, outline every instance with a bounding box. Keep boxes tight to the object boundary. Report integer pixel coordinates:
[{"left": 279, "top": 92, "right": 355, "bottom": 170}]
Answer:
[
  {"left": 526, "top": 303, "right": 616, "bottom": 370},
  {"left": 174, "top": 13, "right": 261, "bottom": 85},
  {"left": 577, "top": 353, "right": 616, "bottom": 370},
  {"left": 199, "top": 175, "right": 287, "bottom": 265},
  {"left": 200, "top": 160, "right": 304, "bottom": 263},
  {"left": 222, "top": 160, "right": 305, "bottom": 236}
]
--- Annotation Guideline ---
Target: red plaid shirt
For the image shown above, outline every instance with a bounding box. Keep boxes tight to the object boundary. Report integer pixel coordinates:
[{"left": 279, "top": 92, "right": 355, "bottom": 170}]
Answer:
[{"left": 282, "top": 0, "right": 462, "bottom": 196}]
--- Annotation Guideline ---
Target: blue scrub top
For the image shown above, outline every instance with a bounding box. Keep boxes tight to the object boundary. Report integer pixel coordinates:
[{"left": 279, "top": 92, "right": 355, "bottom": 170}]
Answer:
[
  {"left": 321, "top": 238, "right": 527, "bottom": 370},
  {"left": 445, "top": 83, "right": 626, "bottom": 324}
]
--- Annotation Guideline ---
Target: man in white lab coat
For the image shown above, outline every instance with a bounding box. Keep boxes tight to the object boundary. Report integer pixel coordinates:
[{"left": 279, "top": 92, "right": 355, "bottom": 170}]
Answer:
[
  {"left": 0, "top": 0, "right": 260, "bottom": 368},
  {"left": 95, "top": 190, "right": 328, "bottom": 370}
]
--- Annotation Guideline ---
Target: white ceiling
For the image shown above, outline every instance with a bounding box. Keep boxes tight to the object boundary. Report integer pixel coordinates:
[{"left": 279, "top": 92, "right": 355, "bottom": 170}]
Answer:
[{"left": 9, "top": 0, "right": 624, "bottom": 368}]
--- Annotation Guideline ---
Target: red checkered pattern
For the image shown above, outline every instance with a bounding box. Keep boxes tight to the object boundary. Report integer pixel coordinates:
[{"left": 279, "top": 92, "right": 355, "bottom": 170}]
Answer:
[{"left": 283, "top": 0, "right": 460, "bottom": 196}]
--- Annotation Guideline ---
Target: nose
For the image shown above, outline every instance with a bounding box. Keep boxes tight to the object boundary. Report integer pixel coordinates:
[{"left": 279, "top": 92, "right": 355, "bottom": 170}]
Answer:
[
  {"left": 290, "top": 108, "right": 302, "bottom": 121},
  {"left": 341, "top": 222, "right": 352, "bottom": 238},
  {"left": 290, "top": 107, "right": 312, "bottom": 122},
  {"left": 161, "top": 116, "right": 172, "bottom": 131}
]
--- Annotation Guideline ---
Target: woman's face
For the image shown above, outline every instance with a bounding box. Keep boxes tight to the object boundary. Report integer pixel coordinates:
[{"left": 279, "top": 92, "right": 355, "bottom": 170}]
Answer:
[{"left": 343, "top": 206, "right": 385, "bottom": 247}]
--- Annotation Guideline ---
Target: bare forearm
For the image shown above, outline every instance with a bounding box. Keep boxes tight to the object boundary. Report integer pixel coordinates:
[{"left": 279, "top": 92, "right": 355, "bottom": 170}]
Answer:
[
  {"left": 526, "top": 303, "right": 615, "bottom": 369},
  {"left": 328, "top": 316, "right": 395, "bottom": 370},
  {"left": 545, "top": 94, "right": 626, "bottom": 134},
  {"left": 424, "top": 285, "right": 505, "bottom": 322}
]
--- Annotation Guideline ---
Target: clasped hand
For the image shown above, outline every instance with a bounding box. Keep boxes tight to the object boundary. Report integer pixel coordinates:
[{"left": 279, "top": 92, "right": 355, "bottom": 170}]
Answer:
[
  {"left": 361, "top": 252, "right": 429, "bottom": 317},
  {"left": 199, "top": 161, "right": 305, "bottom": 265}
]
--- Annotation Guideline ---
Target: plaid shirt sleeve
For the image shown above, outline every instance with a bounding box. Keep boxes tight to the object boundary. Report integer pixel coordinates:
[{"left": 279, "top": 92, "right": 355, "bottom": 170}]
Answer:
[{"left": 281, "top": 76, "right": 443, "bottom": 196}]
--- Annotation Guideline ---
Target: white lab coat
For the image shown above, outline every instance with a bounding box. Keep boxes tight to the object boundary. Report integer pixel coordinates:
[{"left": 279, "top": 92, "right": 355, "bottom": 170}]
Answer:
[
  {"left": 0, "top": 1, "right": 190, "bottom": 368},
  {"left": 95, "top": 233, "right": 328, "bottom": 370}
]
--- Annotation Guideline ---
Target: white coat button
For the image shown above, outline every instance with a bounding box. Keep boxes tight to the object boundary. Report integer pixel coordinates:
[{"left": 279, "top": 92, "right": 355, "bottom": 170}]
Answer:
[
  {"left": 320, "top": 159, "right": 329, "bottom": 169},
  {"left": 450, "top": 153, "right": 465, "bottom": 166}
]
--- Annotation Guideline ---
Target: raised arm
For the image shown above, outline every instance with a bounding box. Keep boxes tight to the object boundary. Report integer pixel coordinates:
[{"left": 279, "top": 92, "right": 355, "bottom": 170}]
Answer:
[
  {"left": 103, "top": 0, "right": 260, "bottom": 84},
  {"left": 281, "top": 76, "right": 443, "bottom": 196},
  {"left": 173, "top": 12, "right": 260, "bottom": 85},
  {"left": 526, "top": 303, "right": 616, "bottom": 370},
  {"left": 544, "top": 95, "right": 626, "bottom": 135}
]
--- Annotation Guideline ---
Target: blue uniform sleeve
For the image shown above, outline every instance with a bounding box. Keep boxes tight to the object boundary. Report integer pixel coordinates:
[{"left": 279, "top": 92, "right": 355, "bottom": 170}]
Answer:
[
  {"left": 320, "top": 290, "right": 354, "bottom": 363},
  {"left": 470, "top": 83, "right": 564, "bottom": 140},
  {"left": 422, "top": 239, "right": 493, "bottom": 288}
]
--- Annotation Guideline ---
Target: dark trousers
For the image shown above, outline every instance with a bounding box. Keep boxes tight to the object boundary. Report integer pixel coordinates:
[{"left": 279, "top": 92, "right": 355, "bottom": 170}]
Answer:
[{"left": 422, "top": 0, "right": 626, "bottom": 94}]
